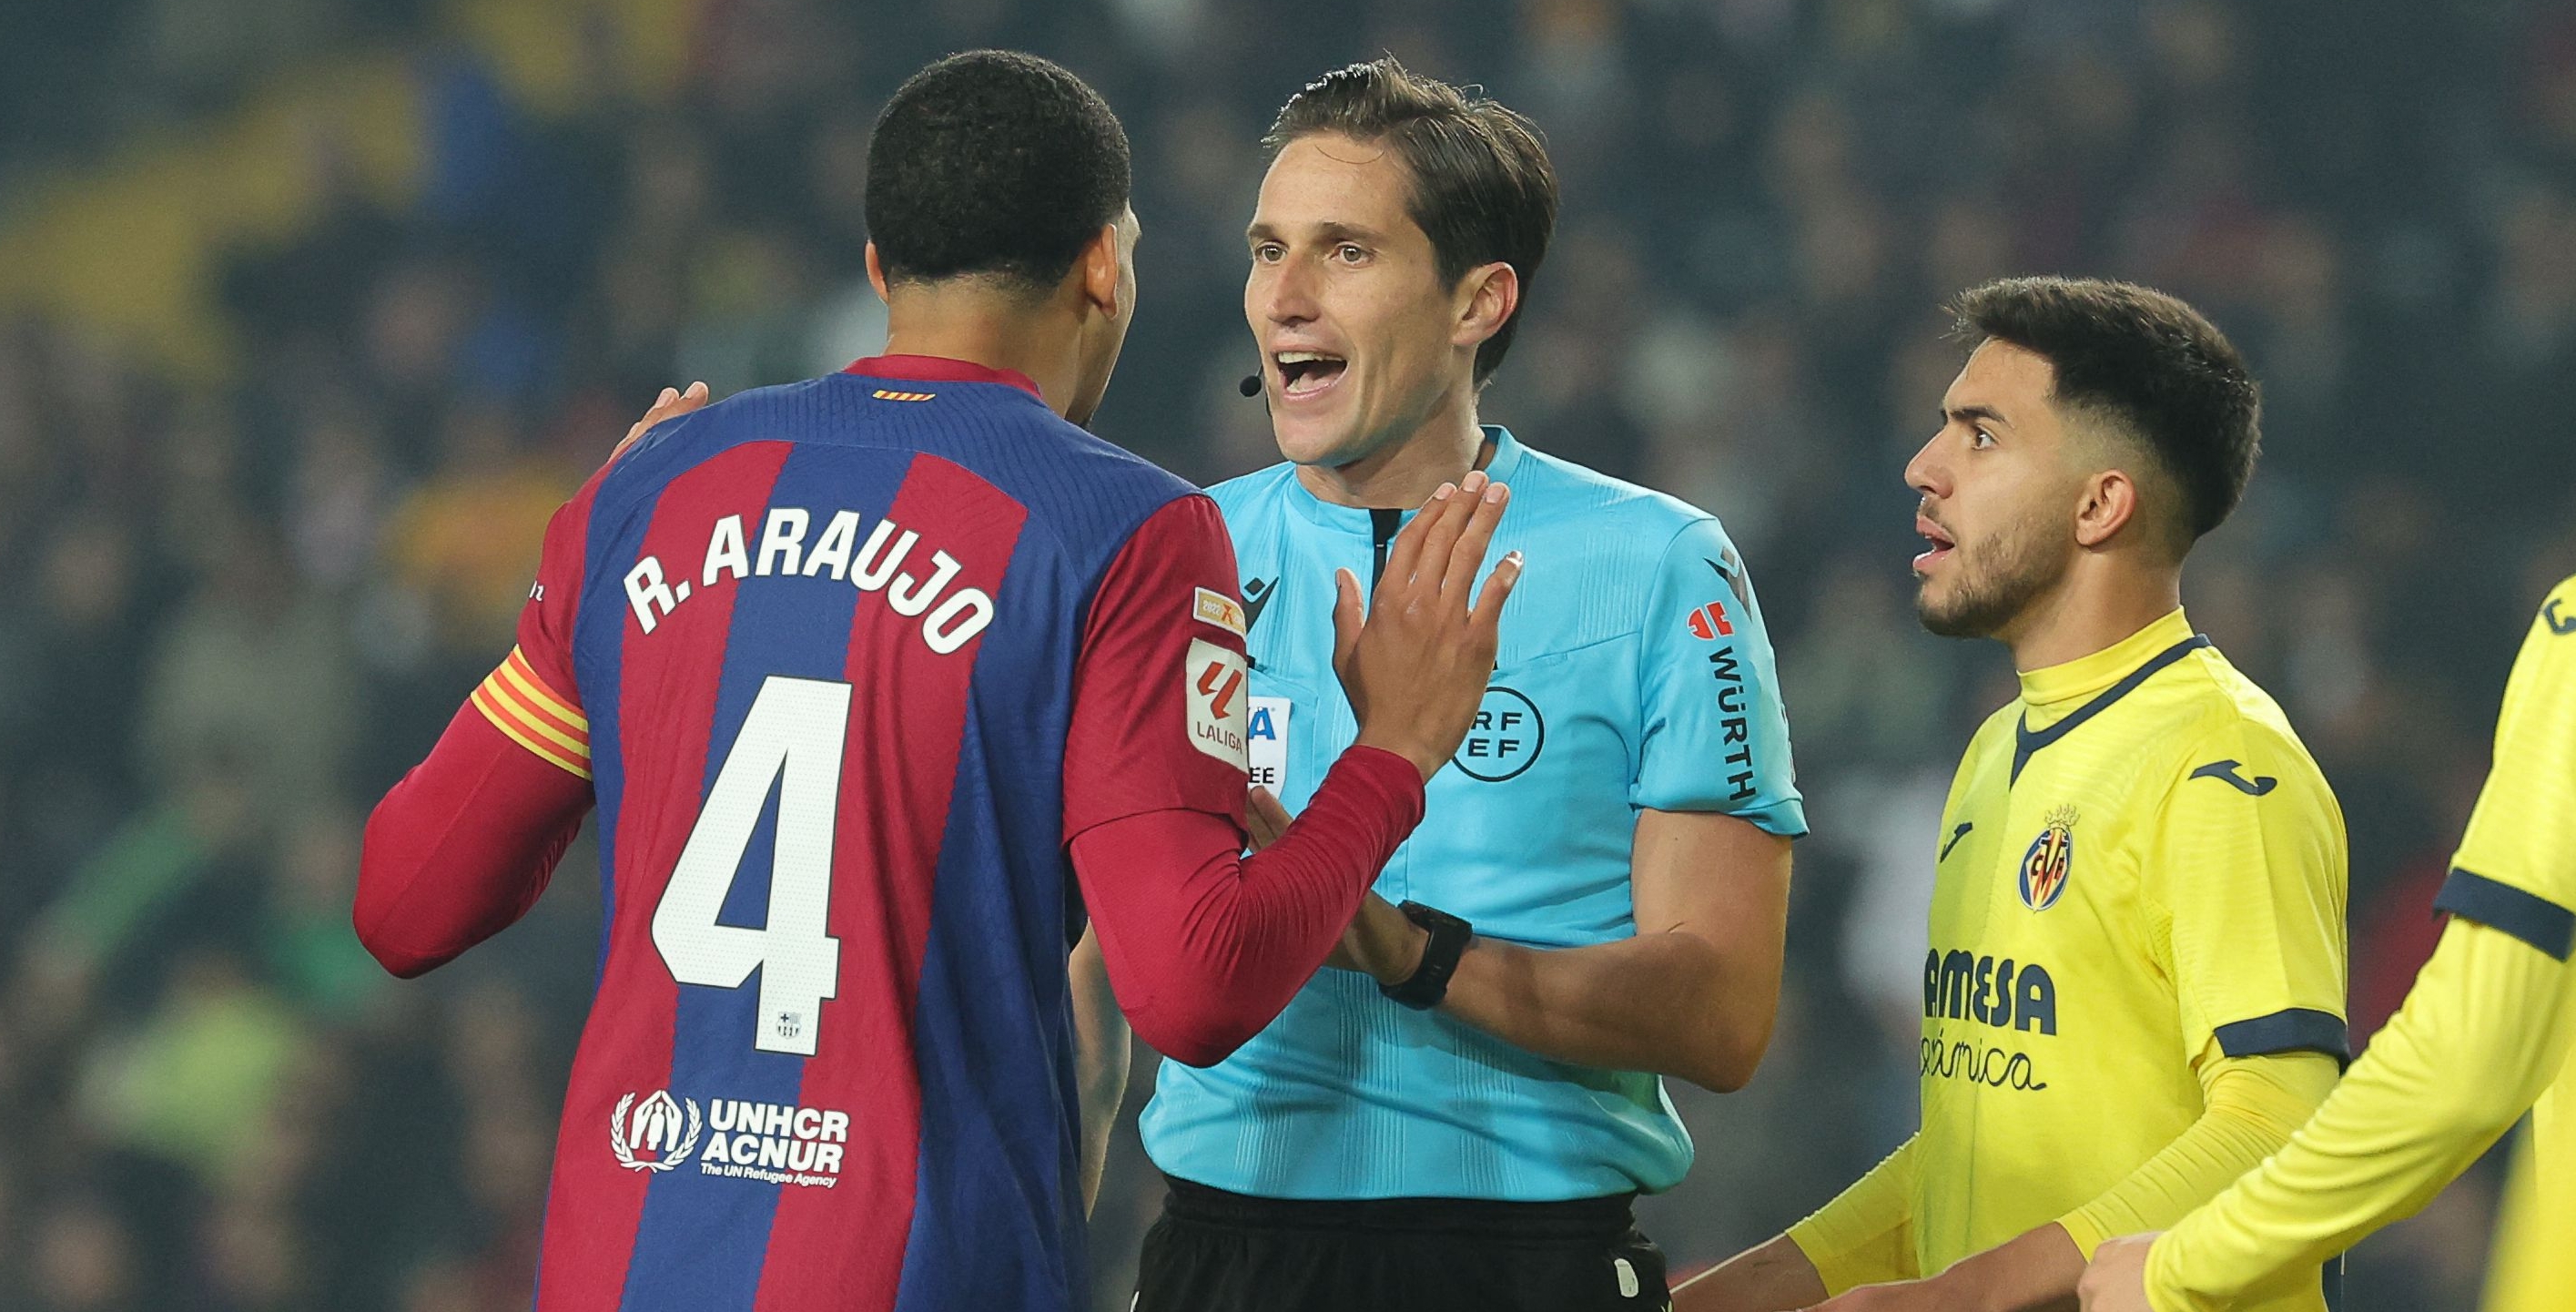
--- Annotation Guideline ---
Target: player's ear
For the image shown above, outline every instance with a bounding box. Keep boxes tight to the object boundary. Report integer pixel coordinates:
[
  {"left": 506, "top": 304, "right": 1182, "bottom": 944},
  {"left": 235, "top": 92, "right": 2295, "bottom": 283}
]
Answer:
[
  {"left": 1451, "top": 261, "right": 1518, "bottom": 355},
  {"left": 2074, "top": 468, "right": 2142, "bottom": 550},
  {"left": 865, "top": 243, "right": 891, "bottom": 303},
  {"left": 1078, "top": 221, "right": 1123, "bottom": 320}
]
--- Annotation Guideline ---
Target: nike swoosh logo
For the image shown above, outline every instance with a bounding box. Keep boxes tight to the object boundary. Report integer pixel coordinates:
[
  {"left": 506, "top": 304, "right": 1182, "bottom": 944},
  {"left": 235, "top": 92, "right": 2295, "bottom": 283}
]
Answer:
[
  {"left": 1940, "top": 822, "right": 1973, "bottom": 860},
  {"left": 2190, "top": 760, "right": 2277, "bottom": 796}
]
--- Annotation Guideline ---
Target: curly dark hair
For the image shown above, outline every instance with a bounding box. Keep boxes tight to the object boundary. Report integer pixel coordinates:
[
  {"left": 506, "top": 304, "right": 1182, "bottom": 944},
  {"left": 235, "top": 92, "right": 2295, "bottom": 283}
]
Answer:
[
  {"left": 865, "top": 50, "right": 1131, "bottom": 295},
  {"left": 1264, "top": 57, "right": 1557, "bottom": 384},
  {"left": 1950, "top": 276, "right": 2263, "bottom": 545}
]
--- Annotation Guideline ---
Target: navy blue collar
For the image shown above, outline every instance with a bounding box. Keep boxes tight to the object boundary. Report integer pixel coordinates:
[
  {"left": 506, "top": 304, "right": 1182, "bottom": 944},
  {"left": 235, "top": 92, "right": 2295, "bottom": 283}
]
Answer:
[{"left": 2012, "top": 635, "right": 2213, "bottom": 785}]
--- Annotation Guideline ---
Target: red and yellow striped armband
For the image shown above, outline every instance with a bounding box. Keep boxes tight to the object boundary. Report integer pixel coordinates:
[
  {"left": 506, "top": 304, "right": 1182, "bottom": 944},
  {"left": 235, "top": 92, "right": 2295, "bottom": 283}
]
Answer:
[{"left": 470, "top": 646, "right": 591, "bottom": 779}]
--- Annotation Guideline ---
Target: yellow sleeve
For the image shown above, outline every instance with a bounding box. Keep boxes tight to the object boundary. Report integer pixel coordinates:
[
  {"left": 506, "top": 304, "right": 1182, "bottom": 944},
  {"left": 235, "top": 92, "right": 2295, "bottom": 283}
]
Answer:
[
  {"left": 2146, "top": 578, "right": 2576, "bottom": 1312},
  {"left": 1787, "top": 1135, "right": 1920, "bottom": 1293},
  {"left": 2149, "top": 721, "right": 2350, "bottom": 1069},
  {"left": 2440, "top": 577, "right": 2576, "bottom": 945},
  {"left": 2145, "top": 917, "right": 2576, "bottom": 1311},
  {"left": 2057, "top": 1044, "right": 2338, "bottom": 1257},
  {"left": 2483, "top": 1105, "right": 2576, "bottom": 1312}
]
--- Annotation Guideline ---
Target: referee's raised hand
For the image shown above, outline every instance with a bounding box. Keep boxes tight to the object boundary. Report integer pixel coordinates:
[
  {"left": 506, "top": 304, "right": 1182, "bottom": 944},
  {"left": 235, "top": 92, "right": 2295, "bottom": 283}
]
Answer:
[{"left": 1335, "top": 469, "right": 1523, "bottom": 781}]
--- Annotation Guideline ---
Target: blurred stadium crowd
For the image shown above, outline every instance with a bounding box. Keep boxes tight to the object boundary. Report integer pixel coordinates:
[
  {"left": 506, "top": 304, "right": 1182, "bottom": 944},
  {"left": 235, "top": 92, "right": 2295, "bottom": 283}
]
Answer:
[{"left": 0, "top": 0, "right": 2570, "bottom": 1307}]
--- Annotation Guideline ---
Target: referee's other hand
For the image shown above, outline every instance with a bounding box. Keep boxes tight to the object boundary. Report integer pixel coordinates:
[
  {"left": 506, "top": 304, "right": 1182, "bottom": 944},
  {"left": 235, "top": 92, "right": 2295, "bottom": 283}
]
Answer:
[{"left": 1335, "top": 470, "right": 1523, "bottom": 781}]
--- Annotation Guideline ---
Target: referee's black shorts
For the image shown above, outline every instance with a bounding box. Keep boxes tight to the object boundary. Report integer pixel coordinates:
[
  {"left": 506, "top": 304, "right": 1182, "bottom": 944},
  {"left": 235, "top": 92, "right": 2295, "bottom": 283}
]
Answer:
[{"left": 1132, "top": 1175, "right": 1671, "bottom": 1312}]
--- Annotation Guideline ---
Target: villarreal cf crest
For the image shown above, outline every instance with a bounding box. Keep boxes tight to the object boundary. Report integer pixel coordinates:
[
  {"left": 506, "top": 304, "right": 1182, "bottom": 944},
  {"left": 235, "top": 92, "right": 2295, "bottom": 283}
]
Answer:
[{"left": 2018, "top": 806, "right": 2078, "bottom": 911}]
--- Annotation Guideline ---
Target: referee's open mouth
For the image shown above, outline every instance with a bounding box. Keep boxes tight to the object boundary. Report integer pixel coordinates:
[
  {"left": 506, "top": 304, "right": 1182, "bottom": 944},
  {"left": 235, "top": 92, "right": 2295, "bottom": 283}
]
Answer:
[
  {"left": 1274, "top": 351, "right": 1348, "bottom": 401},
  {"left": 1913, "top": 514, "right": 1957, "bottom": 574}
]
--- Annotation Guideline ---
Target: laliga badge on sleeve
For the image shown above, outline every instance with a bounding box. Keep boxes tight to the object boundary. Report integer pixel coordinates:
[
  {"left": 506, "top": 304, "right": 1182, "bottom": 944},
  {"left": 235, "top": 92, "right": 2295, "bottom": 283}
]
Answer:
[
  {"left": 1247, "top": 696, "right": 1290, "bottom": 794},
  {"left": 1184, "top": 638, "right": 1251, "bottom": 771}
]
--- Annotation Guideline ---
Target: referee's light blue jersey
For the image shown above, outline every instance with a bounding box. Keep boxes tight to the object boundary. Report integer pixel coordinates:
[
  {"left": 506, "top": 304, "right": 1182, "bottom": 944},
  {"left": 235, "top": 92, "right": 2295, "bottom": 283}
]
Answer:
[{"left": 1138, "top": 427, "right": 1806, "bottom": 1201}]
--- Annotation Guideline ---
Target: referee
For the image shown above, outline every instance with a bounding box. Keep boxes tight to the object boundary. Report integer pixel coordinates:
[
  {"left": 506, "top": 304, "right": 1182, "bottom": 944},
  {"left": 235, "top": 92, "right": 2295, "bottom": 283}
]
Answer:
[{"left": 1130, "top": 59, "right": 1806, "bottom": 1312}]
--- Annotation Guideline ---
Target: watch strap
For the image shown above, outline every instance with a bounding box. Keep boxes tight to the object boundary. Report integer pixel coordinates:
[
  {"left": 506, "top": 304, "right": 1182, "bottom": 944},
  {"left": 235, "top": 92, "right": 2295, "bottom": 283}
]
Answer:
[{"left": 1380, "top": 900, "right": 1472, "bottom": 1011}]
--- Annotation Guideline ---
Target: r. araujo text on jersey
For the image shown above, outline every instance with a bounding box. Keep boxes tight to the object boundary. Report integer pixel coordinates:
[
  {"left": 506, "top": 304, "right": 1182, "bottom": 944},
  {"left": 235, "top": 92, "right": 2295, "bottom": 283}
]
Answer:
[
  {"left": 1141, "top": 425, "right": 1806, "bottom": 1203},
  {"left": 619, "top": 503, "right": 996, "bottom": 654}
]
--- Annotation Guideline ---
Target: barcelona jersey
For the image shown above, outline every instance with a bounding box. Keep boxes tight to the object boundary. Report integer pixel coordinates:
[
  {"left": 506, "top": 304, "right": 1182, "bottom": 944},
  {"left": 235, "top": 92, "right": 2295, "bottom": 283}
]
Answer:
[{"left": 475, "top": 357, "right": 1253, "bottom": 1312}]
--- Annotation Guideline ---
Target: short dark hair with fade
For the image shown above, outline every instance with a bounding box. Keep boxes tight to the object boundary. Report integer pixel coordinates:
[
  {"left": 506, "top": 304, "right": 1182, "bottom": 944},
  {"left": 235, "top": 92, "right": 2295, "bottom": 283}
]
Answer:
[
  {"left": 866, "top": 50, "right": 1131, "bottom": 294},
  {"left": 1264, "top": 57, "right": 1558, "bottom": 383},
  {"left": 1949, "top": 276, "right": 2263, "bottom": 545}
]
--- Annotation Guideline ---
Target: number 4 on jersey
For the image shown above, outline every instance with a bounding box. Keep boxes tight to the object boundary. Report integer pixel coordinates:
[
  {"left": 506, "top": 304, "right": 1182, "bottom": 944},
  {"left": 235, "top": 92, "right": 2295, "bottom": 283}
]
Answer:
[{"left": 653, "top": 676, "right": 848, "bottom": 1055}]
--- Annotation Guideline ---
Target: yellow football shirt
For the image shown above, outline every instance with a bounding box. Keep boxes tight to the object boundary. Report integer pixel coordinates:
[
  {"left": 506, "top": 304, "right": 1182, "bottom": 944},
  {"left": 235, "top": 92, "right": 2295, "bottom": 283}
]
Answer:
[
  {"left": 1795, "top": 608, "right": 2348, "bottom": 1310},
  {"left": 2459, "top": 579, "right": 2576, "bottom": 1312},
  {"left": 2140, "top": 576, "right": 2576, "bottom": 1312}
]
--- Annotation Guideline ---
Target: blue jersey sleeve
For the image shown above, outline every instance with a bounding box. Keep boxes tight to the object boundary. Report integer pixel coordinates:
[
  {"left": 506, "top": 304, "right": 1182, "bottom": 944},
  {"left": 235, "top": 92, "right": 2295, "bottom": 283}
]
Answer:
[{"left": 1630, "top": 517, "right": 1805, "bottom": 835}]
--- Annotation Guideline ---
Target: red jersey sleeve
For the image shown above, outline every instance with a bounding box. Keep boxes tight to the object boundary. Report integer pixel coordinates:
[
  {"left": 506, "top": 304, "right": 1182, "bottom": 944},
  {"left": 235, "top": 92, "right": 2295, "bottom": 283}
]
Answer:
[
  {"left": 1062, "top": 493, "right": 1253, "bottom": 836},
  {"left": 355, "top": 707, "right": 591, "bottom": 976},
  {"left": 467, "top": 486, "right": 595, "bottom": 778},
  {"left": 356, "top": 473, "right": 604, "bottom": 976},
  {"left": 1068, "top": 753, "right": 1424, "bottom": 1065},
  {"left": 1060, "top": 494, "right": 1427, "bottom": 1067}
]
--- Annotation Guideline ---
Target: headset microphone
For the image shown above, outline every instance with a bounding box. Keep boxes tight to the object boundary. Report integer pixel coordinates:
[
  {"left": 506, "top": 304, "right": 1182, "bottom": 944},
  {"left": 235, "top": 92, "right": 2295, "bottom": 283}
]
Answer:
[{"left": 1239, "top": 373, "right": 1263, "bottom": 398}]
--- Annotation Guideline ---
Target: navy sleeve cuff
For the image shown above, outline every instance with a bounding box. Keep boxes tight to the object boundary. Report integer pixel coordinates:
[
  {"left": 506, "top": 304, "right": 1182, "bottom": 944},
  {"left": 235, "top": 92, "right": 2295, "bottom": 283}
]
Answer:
[
  {"left": 2434, "top": 868, "right": 2576, "bottom": 962},
  {"left": 2213, "top": 1007, "right": 2351, "bottom": 1065}
]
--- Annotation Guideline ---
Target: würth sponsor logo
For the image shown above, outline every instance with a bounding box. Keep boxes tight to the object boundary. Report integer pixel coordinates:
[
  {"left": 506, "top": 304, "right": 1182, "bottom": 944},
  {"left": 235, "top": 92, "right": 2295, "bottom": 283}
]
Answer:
[
  {"left": 1686, "top": 599, "right": 1733, "bottom": 641},
  {"left": 1706, "top": 646, "right": 1756, "bottom": 803}
]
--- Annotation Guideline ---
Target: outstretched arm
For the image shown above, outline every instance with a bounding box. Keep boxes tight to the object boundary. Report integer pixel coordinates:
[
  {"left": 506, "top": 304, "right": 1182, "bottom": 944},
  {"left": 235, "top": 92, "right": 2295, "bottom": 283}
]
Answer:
[
  {"left": 1806, "top": 1049, "right": 2333, "bottom": 1312},
  {"left": 2078, "top": 920, "right": 2576, "bottom": 1312},
  {"left": 1062, "top": 478, "right": 1520, "bottom": 1069},
  {"left": 1337, "top": 808, "right": 1790, "bottom": 1093},
  {"left": 2090, "top": 581, "right": 2576, "bottom": 1312},
  {"left": 1674, "top": 1135, "right": 1916, "bottom": 1311},
  {"left": 1334, "top": 514, "right": 1803, "bottom": 1093}
]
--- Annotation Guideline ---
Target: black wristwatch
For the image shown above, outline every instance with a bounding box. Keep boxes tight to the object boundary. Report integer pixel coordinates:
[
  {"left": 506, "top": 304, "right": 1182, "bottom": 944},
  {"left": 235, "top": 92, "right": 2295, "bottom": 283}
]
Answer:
[{"left": 1379, "top": 900, "right": 1473, "bottom": 1011}]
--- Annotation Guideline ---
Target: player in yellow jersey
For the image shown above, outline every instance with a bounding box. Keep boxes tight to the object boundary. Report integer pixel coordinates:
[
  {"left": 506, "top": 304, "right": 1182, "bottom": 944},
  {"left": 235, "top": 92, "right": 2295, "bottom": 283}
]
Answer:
[
  {"left": 1676, "top": 277, "right": 2348, "bottom": 1312},
  {"left": 2078, "top": 575, "right": 2576, "bottom": 1312}
]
